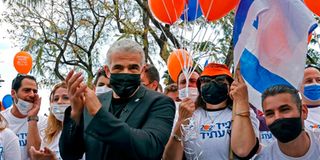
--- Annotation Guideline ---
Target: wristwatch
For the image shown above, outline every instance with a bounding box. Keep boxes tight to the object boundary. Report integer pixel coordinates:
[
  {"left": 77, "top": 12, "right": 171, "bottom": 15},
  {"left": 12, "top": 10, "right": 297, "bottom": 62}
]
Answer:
[{"left": 27, "top": 116, "right": 39, "bottom": 122}]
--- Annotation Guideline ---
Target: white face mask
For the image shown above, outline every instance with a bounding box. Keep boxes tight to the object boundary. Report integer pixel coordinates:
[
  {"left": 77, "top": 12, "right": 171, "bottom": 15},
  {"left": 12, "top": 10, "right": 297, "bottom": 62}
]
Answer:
[
  {"left": 95, "top": 86, "right": 112, "bottom": 95},
  {"left": 179, "top": 87, "right": 199, "bottom": 102},
  {"left": 51, "top": 104, "right": 69, "bottom": 121},
  {"left": 15, "top": 98, "right": 33, "bottom": 116}
]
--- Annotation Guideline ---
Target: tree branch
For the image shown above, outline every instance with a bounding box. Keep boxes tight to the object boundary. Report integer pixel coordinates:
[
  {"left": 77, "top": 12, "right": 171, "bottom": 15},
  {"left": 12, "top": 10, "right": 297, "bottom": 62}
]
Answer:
[
  {"left": 54, "top": 0, "right": 75, "bottom": 80},
  {"left": 134, "top": 0, "right": 180, "bottom": 48}
]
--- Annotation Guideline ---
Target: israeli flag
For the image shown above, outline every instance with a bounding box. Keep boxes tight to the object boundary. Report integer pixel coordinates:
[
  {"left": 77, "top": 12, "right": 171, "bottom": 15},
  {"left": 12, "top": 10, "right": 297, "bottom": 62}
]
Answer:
[{"left": 233, "top": 0, "right": 317, "bottom": 110}]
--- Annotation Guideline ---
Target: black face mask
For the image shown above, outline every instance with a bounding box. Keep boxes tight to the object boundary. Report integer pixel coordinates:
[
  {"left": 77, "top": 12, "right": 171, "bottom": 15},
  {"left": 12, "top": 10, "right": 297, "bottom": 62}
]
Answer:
[
  {"left": 268, "top": 117, "right": 303, "bottom": 143},
  {"left": 201, "top": 81, "right": 228, "bottom": 105},
  {"left": 109, "top": 73, "right": 141, "bottom": 98}
]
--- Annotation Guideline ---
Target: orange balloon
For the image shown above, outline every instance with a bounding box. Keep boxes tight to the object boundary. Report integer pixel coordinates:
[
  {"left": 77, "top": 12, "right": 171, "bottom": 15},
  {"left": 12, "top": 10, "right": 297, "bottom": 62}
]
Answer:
[
  {"left": 167, "top": 49, "right": 193, "bottom": 82},
  {"left": 148, "top": 0, "right": 185, "bottom": 24},
  {"left": 305, "top": 0, "right": 320, "bottom": 16},
  {"left": 13, "top": 51, "right": 33, "bottom": 74},
  {"left": 199, "top": 0, "right": 240, "bottom": 22}
]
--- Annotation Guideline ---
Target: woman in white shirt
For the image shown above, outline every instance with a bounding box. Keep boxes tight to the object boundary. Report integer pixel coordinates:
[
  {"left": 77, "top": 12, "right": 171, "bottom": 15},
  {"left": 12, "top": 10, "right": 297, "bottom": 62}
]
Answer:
[
  {"left": 0, "top": 113, "right": 21, "bottom": 159},
  {"left": 29, "top": 82, "right": 69, "bottom": 160},
  {"left": 43, "top": 82, "right": 69, "bottom": 159},
  {"left": 163, "top": 63, "right": 260, "bottom": 160}
]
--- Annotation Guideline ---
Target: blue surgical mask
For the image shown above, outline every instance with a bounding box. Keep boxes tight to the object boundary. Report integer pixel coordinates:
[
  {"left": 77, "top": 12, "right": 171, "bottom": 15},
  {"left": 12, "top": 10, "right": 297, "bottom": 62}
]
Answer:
[
  {"left": 179, "top": 87, "right": 199, "bottom": 102},
  {"left": 303, "top": 84, "right": 320, "bottom": 102},
  {"left": 15, "top": 98, "right": 33, "bottom": 115},
  {"left": 51, "top": 104, "right": 69, "bottom": 121},
  {"left": 95, "top": 86, "right": 112, "bottom": 95}
]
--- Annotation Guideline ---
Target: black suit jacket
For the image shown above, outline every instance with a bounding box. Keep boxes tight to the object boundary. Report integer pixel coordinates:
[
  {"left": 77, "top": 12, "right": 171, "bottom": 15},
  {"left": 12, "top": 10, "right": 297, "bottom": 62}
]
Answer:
[{"left": 59, "top": 86, "right": 175, "bottom": 160}]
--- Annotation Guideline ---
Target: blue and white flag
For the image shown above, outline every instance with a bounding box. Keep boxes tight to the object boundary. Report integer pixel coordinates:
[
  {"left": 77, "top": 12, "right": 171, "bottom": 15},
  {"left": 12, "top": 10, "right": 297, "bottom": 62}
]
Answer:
[{"left": 233, "top": 0, "right": 317, "bottom": 110}]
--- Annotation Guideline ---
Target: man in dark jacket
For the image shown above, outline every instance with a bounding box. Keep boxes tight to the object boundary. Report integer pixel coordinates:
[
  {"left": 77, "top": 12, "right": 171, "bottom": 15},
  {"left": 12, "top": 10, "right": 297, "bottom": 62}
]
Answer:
[{"left": 59, "top": 39, "right": 175, "bottom": 160}]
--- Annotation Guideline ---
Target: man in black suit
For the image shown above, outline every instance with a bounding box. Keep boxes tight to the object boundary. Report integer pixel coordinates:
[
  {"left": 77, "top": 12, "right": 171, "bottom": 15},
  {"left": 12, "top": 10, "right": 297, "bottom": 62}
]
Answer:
[{"left": 59, "top": 39, "right": 175, "bottom": 160}]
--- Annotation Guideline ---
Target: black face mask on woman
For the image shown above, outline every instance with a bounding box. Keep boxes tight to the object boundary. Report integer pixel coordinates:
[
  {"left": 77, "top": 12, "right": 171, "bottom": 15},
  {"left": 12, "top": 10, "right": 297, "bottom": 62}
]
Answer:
[
  {"left": 109, "top": 73, "right": 141, "bottom": 98},
  {"left": 268, "top": 117, "right": 303, "bottom": 143},
  {"left": 201, "top": 81, "right": 228, "bottom": 105}
]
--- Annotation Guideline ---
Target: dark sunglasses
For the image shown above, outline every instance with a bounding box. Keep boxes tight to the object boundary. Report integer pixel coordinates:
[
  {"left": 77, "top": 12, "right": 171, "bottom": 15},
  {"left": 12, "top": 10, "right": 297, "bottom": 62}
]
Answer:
[{"left": 199, "top": 75, "right": 227, "bottom": 84}]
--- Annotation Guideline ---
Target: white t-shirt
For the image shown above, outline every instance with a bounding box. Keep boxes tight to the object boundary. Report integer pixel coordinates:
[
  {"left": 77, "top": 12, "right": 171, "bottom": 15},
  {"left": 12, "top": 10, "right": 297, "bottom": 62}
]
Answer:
[
  {"left": 182, "top": 107, "right": 259, "bottom": 160},
  {"left": 1, "top": 107, "right": 47, "bottom": 160},
  {"left": 305, "top": 105, "right": 320, "bottom": 132},
  {"left": 0, "top": 128, "right": 21, "bottom": 160},
  {"left": 41, "top": 125, "right": 85, "bottom": 160},
  {"left": 255, "top": 130, "right": 320, "bottom": 160},
  {"left": 41, "top": 131, "right": 62, "bottom": 160},
  {"left": 259, "top": 131, "right": 275, "bottom": 146},
  {"left": 258, "top": 116, "right": 276, "bottom": 146}
]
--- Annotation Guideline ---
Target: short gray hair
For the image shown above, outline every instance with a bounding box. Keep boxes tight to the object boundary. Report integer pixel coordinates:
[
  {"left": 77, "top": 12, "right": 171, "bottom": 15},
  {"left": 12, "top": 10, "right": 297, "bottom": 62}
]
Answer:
[
  {"left": 261, "top": 84, "right": 302, "bottom": 112},
  {"left": 106, "top": 39, "right": 145, "bottom": 67}
]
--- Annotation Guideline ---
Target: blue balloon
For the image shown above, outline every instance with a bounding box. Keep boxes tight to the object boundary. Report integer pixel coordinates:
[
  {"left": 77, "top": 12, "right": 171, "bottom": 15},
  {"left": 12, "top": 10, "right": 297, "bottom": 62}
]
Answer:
[
  {"left": 180, "top": 0, "right": 202, "bottom": 22},
  {"left": 2, "top": 94, "right": 13, "bottom": 109}
]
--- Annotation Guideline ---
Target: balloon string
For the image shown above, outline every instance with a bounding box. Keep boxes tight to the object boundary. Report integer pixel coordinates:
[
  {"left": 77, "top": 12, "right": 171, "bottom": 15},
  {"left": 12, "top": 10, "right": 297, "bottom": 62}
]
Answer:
[
  {"left": 181, "top": 4, "right": 187, "bottom": 61},
  {"left": 190, "top": 23, "right": 208, "bottom": 59},
  {"left": 204, "top": 0, "right": 214, "bottom": 21},
  {"left": 185, "top": 75, "right": 189, "bottom": 97},
  {"left": 180, "top": 1, "right": 195, "bottom": 81},
  {"left": 187, "top": 23, "right": 209, "bottom": 68},
  {"left": 189, "top": 23, "right": 205, "bottom": 44},
  {"left": 193, "top": 0, "right": 199, "bottom": 21},
  {"left": 182, "top": 25, "right": 216, "bottom": 89},
  {"left": 187, "top": 3, "right": 199, "bottom": 73},
  {"left": 184, "top": 24, "right": 219, "bottom": 83},
  {"left": 171, "top": 0, "right": 179, "bottom": 23},
  {"left": 175, "top": 49, "right": 193, "bottom": 96},
  {"left": 198, "top": 28, "right": 216, "bottom": 56},
  {"left": 161, "top": 0, "right": 173, "bottom": 24},
  {"left": 158, "top": 25, "right": 171, "bottom": 45},
  {"left": 188, "top": 23, "right": 205, "bottom": 64},
  {"left": 192, "top": 28, "right": 218, "bottom": 72},
  {"left": 175, "top": 49, "right": 189, "bottom": 82},
  {"left": 181, "top": 116, "right": 202, "bottom": 159}
]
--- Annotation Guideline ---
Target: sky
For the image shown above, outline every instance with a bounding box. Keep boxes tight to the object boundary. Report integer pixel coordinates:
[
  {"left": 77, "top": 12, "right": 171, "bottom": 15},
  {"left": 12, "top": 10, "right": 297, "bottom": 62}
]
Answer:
[{"left": 0, "top": 2, "right": 50, "bottom": 116}]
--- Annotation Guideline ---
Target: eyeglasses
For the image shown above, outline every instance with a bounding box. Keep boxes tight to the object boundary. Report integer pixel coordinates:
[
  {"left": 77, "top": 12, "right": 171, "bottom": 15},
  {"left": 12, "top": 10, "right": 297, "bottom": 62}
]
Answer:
[{"left": 199, "top": 75, "right": 227, "bottom": 84}]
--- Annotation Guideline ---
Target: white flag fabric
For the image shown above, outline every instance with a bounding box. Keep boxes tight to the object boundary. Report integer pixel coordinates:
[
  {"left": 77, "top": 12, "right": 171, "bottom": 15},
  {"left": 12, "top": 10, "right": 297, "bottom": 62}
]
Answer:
[{"left": 233, "top": 0, "right": 317, "bottom": 110}]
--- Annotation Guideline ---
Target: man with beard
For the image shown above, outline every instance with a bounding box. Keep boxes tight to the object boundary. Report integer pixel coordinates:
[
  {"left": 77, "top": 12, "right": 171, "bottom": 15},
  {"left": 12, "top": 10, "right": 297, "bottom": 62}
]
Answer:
[
  {"left": 255, "top": 85, "right": 320, "bottom": 159},
  {"left": 1, "top": 74, "right": 47, "bottom": 160},
  {"left": 59, "top": 39, "right": 175, "bottom": 160}
]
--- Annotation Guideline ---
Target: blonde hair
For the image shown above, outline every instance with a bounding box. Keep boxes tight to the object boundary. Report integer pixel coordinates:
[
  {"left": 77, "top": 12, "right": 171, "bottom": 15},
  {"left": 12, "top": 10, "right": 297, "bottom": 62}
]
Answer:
[
  {"left": 44, "top": 82, "right": 67, "bottom": 144},
  {"left": 0, "top": 114, "right": 7, "bottom": 131}
]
